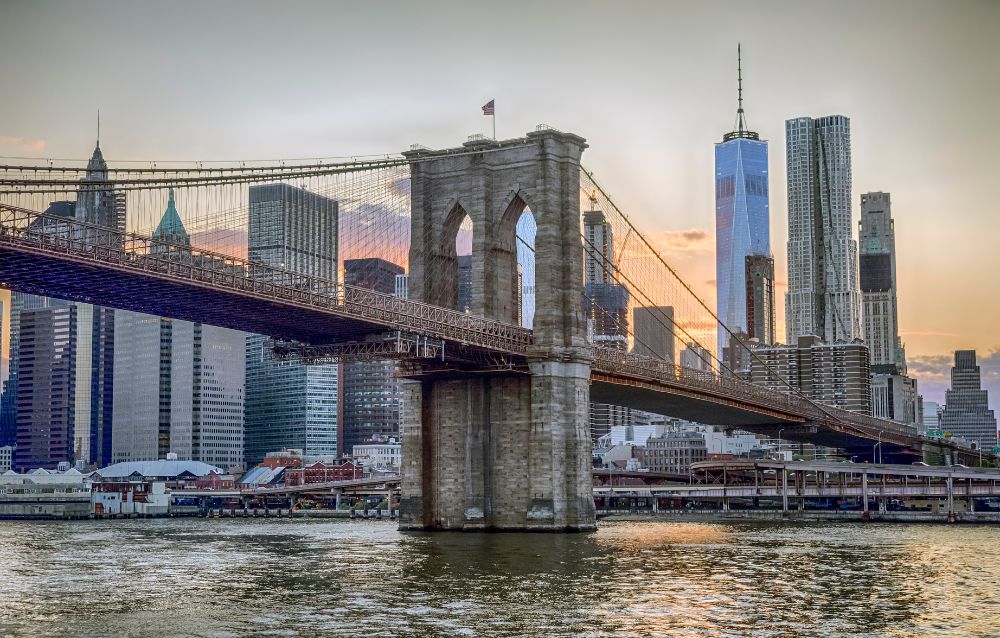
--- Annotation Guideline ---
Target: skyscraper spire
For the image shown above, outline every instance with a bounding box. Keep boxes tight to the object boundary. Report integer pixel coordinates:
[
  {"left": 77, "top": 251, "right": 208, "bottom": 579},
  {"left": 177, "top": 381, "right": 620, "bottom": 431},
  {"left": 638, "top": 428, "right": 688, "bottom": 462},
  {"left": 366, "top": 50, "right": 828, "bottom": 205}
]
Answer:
[
  {"left": 723, "top": 44, "right": 758, "bottom": 142},
  {"left": 97, "top": 109, "right": 100, "bottom": 148},
  {"left": 737, "top": 44, "right": 746, "bottom": 134}
]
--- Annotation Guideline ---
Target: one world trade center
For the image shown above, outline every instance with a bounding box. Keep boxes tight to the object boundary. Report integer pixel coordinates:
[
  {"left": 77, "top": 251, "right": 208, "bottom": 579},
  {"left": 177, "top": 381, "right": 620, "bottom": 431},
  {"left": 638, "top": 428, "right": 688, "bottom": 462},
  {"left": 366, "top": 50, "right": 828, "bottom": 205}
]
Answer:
[{"left": 715, "top": 45, "right": 772, "bottom": 372}]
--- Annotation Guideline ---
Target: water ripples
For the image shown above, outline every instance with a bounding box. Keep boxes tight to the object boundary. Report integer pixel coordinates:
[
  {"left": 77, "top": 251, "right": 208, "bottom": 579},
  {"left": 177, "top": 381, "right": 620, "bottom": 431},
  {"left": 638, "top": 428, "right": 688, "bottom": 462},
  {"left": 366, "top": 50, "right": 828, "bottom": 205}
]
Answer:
[{"left": 1, "top": 519, "right": 998, "bottom": 637}]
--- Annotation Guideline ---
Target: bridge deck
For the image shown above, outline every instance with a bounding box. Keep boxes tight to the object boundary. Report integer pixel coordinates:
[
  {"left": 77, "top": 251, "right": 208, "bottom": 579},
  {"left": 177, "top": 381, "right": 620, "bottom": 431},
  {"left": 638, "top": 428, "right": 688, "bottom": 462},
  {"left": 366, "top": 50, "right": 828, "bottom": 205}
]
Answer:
[{"left": 0, "top": 207, "right": 974, "bottom": 460}]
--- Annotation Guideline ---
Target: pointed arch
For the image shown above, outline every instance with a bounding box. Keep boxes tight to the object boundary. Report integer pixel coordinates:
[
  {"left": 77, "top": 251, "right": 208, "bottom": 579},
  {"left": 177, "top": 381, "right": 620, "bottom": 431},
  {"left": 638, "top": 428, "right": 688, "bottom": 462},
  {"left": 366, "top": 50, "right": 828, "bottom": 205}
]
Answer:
[
  {"left": 497, "top": 188, "right": 537, "bottom": 245},
  {"left": 440, "top": 198, "right": 473, "bottom": 257}
]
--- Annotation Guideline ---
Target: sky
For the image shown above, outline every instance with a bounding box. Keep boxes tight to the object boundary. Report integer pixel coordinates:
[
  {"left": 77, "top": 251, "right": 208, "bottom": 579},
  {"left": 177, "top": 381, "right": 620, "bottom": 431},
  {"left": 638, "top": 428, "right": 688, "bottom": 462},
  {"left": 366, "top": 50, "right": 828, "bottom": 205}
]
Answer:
[{"left": 1, "top": 0, "right": 998, "bottom": 409}]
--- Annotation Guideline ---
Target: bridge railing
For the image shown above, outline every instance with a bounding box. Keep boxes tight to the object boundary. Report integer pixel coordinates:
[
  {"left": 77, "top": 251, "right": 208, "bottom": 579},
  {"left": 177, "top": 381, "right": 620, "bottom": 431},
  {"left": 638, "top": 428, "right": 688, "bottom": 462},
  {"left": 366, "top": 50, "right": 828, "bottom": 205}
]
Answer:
[
  {"left": 593, "top": 347, "right": 809, "bottom": 416},
  {"left": 0, "top": 205, "right": 534, "bottom": 354},
  {"left": 0, "top": 205, "right": 930, "bottom": 447},
  {"left": 593, "top": 346, "right": 918, "bottom": 441}
]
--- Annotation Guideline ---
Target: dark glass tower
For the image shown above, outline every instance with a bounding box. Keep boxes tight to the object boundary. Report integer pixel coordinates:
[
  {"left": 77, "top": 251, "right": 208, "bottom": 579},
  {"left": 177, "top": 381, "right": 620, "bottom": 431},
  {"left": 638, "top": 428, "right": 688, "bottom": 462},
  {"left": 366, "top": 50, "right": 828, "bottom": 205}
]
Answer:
[
  {"left": 341, "top": 258, "right": 405, "bottom": 454},
  {"left": 245, "top": 184, "right": 340, "bottom": 466},
  {"left": 745, "top": 254, "right": 775, "bottom": 345}
]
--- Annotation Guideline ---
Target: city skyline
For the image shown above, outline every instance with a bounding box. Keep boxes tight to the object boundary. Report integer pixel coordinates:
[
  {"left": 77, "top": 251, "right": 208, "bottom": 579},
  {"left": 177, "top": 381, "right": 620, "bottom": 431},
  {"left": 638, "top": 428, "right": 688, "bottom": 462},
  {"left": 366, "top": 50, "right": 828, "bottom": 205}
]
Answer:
[{"left": 1, "top": 0, "right": 998, "bottom": 410}]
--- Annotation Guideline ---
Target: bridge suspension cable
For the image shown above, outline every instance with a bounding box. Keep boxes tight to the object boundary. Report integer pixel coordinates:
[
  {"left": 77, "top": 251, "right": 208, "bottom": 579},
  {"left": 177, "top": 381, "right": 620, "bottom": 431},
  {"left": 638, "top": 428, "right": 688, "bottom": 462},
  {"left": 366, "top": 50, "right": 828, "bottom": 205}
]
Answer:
[
  {"left": 0, "top": 142, "right": 921, "bottom": 445},
  {"left": 577, "top": 167, "right": 878, "bottom": 436}
]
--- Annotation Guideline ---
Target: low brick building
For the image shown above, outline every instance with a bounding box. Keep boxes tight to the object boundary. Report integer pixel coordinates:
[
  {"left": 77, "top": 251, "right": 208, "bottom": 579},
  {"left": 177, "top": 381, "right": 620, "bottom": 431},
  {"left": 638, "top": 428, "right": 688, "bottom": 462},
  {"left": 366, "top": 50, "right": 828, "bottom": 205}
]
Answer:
[{"left": 284, "top": 461, "right": 363, "bottom": 486}]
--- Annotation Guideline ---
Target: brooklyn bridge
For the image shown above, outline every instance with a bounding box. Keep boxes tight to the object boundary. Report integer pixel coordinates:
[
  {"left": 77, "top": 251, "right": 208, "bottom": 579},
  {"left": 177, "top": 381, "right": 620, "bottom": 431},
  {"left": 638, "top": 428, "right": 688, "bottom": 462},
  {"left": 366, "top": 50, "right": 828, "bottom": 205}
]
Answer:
[{"left": 0, "top": 127, "right": 977, "bottom": 531}]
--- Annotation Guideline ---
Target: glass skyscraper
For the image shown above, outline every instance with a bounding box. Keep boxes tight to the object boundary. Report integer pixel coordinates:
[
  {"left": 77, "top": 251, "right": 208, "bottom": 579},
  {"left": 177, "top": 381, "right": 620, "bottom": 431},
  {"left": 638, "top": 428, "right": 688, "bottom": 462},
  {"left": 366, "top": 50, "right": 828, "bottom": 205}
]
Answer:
[
  {"left": 715, "top": 47, "right": 770, "bottom": 359},
  {"left": 244, "top": 184, "right": 340, "bottom": 466},
  {"left": 341, "top": 258, "right": 405, "bottom": 455},
  {"left": 112, "top": 192, "right": 245, "bottom": 469}
]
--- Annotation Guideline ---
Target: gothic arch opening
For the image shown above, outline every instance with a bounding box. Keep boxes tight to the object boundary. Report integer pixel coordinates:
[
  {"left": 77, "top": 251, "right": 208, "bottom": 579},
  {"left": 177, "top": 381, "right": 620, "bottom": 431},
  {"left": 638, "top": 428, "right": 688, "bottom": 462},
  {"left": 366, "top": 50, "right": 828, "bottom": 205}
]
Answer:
[
  {"left": 441, "top": 201, "right": 474, "bottom": 314},
  {"left": 495, "top": 192, "right": 536, "bottom": 326},
  {"left": 514, "top": 210, "right": 536, "bottom": 329}
]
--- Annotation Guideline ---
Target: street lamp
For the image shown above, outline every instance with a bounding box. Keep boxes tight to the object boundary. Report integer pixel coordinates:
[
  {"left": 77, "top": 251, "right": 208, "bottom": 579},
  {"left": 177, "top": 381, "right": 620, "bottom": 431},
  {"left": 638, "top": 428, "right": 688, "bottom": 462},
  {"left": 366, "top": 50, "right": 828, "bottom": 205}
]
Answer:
[
  {"left": 874, "top": 430, "right": 884, "bottom": 465},
  {"left": 777, "top": 428, "right": 785, "bottom": 461}
]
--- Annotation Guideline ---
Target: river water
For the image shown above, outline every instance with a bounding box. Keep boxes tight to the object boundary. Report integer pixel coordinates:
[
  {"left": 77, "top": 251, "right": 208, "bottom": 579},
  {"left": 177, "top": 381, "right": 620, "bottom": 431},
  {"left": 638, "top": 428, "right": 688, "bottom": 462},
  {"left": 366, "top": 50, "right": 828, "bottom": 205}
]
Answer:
[{"left": 1, "top": 518, "right": 998, "bottom": 637}]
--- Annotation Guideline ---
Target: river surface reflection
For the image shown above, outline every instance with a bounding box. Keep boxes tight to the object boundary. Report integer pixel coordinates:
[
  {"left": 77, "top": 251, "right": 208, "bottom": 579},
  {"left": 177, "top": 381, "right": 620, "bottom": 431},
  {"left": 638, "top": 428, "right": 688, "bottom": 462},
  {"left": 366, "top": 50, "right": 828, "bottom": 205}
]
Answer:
[{"left": 1, "top": 518, "right": 998, "bottom": 637}]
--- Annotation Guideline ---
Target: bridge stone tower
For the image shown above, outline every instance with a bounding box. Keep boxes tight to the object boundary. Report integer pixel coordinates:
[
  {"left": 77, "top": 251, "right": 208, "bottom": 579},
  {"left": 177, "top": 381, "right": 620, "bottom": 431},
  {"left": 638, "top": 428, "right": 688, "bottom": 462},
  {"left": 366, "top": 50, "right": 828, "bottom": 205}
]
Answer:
[{"left": 399, "top": 129, "right": 595, "bottom": 531}]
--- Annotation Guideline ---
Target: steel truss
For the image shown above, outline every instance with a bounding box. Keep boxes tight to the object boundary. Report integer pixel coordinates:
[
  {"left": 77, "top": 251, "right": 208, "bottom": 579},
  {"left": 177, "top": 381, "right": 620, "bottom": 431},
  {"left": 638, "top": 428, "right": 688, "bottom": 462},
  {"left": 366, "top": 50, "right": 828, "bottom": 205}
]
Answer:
[
  {"left": 592, "top": 346, "right": 921, "bottom": 447},
  {"left": 0, "top": 205, "right": 957, "bottom": 456},
  {"left": 0, "top": 204, "right": 533, "bottom": 354},
  {"left": 269, "top": 333, "right": 447, "bottom": 364}
]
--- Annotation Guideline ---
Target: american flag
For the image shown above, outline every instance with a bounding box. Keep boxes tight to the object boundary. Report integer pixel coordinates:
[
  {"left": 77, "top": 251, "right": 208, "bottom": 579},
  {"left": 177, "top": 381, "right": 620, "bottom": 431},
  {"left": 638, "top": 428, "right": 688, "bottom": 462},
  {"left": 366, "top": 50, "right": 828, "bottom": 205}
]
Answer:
[{"left": 482, "top": 99, "right": 495, "bottom": 115}]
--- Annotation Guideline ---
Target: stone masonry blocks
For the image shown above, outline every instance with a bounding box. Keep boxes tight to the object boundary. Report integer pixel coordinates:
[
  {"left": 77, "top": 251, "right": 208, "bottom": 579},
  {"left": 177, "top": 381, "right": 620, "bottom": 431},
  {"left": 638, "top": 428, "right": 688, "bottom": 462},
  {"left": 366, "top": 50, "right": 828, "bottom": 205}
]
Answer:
[{"left": 401, "top": 131, "right": 596, "bottom": 531}]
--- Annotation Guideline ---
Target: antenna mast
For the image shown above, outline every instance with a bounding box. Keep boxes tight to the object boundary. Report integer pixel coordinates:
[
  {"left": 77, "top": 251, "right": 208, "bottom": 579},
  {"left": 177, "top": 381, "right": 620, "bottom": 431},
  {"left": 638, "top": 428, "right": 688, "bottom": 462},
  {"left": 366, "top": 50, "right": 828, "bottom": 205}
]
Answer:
[
  {"left": 723, "top": 44, "right": 758, "bottom": 142},
  {"left": 737, "top": 43, "right": 745, "bottom": 135}
]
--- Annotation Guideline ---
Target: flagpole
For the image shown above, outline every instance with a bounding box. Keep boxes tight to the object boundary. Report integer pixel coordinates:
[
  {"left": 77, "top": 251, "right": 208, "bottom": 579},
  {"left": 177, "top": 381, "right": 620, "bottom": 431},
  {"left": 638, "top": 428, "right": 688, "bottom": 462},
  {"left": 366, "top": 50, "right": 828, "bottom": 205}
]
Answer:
[{"left": 492, "top": 112, "right": 496, "bottom": 140}]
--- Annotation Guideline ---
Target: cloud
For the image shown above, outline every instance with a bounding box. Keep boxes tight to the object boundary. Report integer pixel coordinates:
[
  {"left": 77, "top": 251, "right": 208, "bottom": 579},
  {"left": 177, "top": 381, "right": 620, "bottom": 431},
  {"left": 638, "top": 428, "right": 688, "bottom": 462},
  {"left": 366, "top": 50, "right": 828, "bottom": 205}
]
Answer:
[
  {"left": 899, "top": 329, "right": 958, "bottom": 338},
  {"left": 908, "top": 353, "right": 952, "bottom": 377},
  {"left": 657, "top": 228, "right": 712, "bottom": 253},
  {"left": 0, "top": 135, "right": 46, "bottom": 152}
]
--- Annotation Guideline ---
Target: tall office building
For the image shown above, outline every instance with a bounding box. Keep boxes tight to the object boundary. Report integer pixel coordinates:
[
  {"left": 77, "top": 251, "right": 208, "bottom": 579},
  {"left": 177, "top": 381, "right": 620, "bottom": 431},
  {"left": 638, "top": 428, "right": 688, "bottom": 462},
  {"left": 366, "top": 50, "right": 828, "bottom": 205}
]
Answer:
[
  {"left": 1, "top": 202, "right": 76, "bottom": 448},
  {"left": 583, "top": 209, "right": 629, "bottom": 348},
  {"left": 871, "top": 373, "right": 918, "bottom": 424},
  {"left": 7, "top": 139, "right": 120, "bottom": 470},
  {"left": 584, "top": 208, "right": 634, "bottom": 436},
  {"left": 112, "top": 194, "right": 245, "bottom": 469},
  {"left": 715, "top": 46, "right": 770, "bottom": 357},
  {"left": 921, "top": 400, "right": 943, "bottom": 435},
  {"left": 583, "top": 210, "right": 615, "bottom": 286},
  {"left": 681, "top": 342, "right": 713, "bottom": 372},
  {"left": 394, "top": 274, "right": 409, "bottom": 300},
  {"left": 751, "top": 336, "right": 872, "bottom": 414},
  {"left": 245, "top": 184, "right": 340, "bottom": 466},
  {"left": 75, "top": 141, "right": 125, "bottom": 246},
  {"left": 745, "top": 254, "right": 775, "bottom": 345},
  {"left": 785, "top": 115, "right": 862, "bottom": 344},
  {"left": 14, "top": 305, "right": 77, "bottom": 470},
  {"left": 859, "top": 192, "right": 904, "bottom": 371},
  {"left": 247, "top": 183, "right": 337, "bottom": 282},
  {"left": 151, "top": 189, "right": 191, "bottom": 250},
  {"left": 632, "top": 306, "right": 675, "bottom": 363},
  {"left": 940, "top": 350, "right": 997, "bottom": 444},
  {"left": 722, "top": 331, "right": 755, "bottom": 380},
  {"left": 341, "top": 258, "right": 405, "bottom": 454},
  {"left": 13, "top": 303, "right": 115, "bottom": 470},
  {"left": 0, "top": 299, "right": 6, "bottom": 448},
  {"left": 457, "top": 254, "right": 473, "bottom": 313},
  {"left": 858, "top": 192, "right": 918, "bottom": 423},
  {"left": 344, "top": 257, "right": 404, "bottom": 294},
  {"left": 583, "top": 283, "right": 629, "bottom": 349},
  {"left": 113, "top": 314, "right": 245, "bottom": 468}
]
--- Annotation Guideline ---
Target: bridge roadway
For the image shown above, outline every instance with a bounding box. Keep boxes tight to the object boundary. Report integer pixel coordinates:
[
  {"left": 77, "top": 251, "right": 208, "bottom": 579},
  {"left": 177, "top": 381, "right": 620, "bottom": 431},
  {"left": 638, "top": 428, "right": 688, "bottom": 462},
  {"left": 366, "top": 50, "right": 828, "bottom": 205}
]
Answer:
[
  {"left": 176, "top": 476, "right": 401, "bottom": 499},
  {"left": 0, "top": 205, "right": 973, "bottom": 460},
  {"left": 166, "top": 461, "right": 1000, "bottom": 516},
  {"left": 595, "top": 460, "right": 1000, "bottom": 512}
]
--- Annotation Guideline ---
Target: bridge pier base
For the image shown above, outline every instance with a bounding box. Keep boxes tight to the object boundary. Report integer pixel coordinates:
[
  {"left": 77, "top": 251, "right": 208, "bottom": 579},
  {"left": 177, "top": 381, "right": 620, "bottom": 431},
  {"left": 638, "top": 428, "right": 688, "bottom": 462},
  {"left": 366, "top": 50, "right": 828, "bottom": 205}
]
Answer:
[
  {"left": 399, "top": 129, "right": 593, "bottom": 532},
  {"left": 399, "top": 361, "right": 595, "bottom": 532}
]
